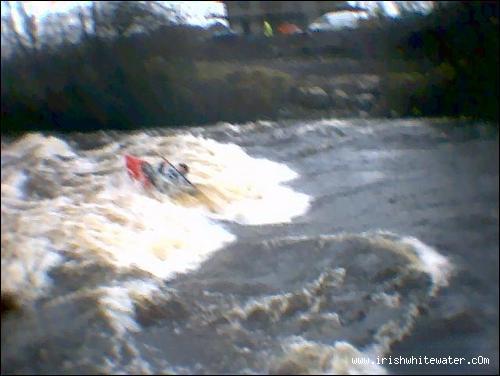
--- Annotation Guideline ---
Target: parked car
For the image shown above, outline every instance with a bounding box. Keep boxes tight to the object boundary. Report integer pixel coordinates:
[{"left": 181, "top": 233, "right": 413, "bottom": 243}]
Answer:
[
  {"left": 277, "top": 22, "right": 304, "bottom": 35},
  {"left": 308, "top": 11, "right": 369, "bottom": 32}
]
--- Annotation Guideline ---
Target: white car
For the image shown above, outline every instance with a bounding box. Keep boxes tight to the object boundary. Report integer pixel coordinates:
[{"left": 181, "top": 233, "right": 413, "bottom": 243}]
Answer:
[{"left": 308, "top": 11, "right": 369, "bottom": 32}]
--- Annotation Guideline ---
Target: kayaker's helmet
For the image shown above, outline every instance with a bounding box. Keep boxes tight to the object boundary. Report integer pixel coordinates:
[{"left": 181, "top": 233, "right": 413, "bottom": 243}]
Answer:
[{"left": 178, "top": 163, "right": 189, "bottom": 174}]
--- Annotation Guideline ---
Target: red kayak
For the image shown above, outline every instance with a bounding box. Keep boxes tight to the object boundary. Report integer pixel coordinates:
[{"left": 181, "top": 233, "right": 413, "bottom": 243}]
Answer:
[
  {"left": 125, "top": 154, "right": 194, "bottom": 194},
  {"left": 125, "top": 154, "right": 154, "bottom": 189}
]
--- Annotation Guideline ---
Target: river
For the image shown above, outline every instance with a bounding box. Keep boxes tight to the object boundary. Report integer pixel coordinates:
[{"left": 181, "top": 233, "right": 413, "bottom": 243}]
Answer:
[{"left": 1, "top": 118, "right": 498, "bottom": 374}]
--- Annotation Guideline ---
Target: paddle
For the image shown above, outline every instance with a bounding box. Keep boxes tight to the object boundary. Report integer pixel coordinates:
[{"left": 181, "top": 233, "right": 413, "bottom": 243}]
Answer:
[
  {"left": 156, "top": 153, "right": 222, "bottom": 212},
  {"left": 158, "top": 154, "right": 196, "bottom": 189}
]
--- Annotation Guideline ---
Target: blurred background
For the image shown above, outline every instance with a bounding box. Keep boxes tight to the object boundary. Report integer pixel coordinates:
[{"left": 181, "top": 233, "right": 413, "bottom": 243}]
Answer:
[
  {"left": 1, "top": 1, "right": 498, "bottom": 134},
  {"left": 1, "top": 2, "right": 498, "bottom": 375}
]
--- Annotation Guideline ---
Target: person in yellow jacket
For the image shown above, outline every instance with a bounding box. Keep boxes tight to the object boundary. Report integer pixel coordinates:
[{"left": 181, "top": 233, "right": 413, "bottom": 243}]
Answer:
[{"left": 263, "top": 20, "right": 273, "bottom": 37}]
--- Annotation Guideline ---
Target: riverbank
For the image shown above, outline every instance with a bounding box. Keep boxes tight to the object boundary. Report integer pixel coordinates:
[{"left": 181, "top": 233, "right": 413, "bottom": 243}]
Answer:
[
  {"left": 2, "top": 2, "right": 497, "bottom": 135},
  {"left": 1, "top": 4, "right": 498, "bottom": 134}
]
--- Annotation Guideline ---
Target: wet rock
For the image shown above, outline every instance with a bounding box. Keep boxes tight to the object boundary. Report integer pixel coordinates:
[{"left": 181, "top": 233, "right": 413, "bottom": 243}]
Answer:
[
  {"left": 356, "top": 75, "right": 381, "bottom": 92},
  {"left": 390, "top": 110, "right": 399, "bottom": 118},
  {"left": 355, "top": 93, "right": 376, "bottom": 112},
  {"left": 358, "top": 110, "right": 369, "bottom": 118},
  {"left": 328, "top": 76, "right": 360, "bottom": 93},
  {"left": 278, "top": 107, "right": 293, "bottom": 117},
  {"left": 291, "top": 86, "right": 330, "bottom": 109},
  {"left": 330, "top": 89, "right": 350, "bottom": 109}
]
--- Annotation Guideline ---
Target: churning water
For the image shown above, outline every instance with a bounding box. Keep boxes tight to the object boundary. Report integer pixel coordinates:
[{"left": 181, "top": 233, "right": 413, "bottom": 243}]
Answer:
[{"left": 1, "top": 118, "right": 498, "bottom": 374}]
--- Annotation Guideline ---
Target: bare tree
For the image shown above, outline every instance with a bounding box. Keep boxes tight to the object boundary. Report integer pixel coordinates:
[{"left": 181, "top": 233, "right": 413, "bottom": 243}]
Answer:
[
  {"left": 15, "top": 1, "right": 39, "bottom": 51},
  {"left": 394, "top": 1, "right": 434, "bottom": 16},
  {"left": 1, "top": 1, "right": 30, "bottom": 56},
  {"left": 77, "top": 5, "right": 90, "bottom": 42},
  {"left": 89, "top": 1, "right": 172, "bottom": 39}
]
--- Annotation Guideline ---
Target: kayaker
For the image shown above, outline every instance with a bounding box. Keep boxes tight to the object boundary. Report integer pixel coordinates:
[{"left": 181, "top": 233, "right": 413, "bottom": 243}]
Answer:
[
  {"left": 126, "top": 154, "right": 192, "bottom": 194},
  {"left": 139, "top": 160, "right": 189, "bottom": 193},
  {"left": 158, "top": 160, "right": 190, "bottom": 184}
]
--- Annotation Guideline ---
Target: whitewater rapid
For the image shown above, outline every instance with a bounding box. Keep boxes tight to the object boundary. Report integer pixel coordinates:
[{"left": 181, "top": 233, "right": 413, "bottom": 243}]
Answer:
[
  {"left": 1, "top": 132, "right": 310, "bottom": 292},
  {"left": 2, "top": 118, "right": 480, "bottom": 375}
]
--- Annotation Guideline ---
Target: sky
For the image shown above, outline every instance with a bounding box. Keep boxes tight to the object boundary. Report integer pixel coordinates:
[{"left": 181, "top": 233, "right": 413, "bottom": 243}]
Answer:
[
  {"left": 16, "top": 1, "right": 227, "bottom": 26},
  {"left": 3, "top": 1, "right": 434, "bottom": 34},
  {"left": 12, "top": 1, "right": 408, "bottom": 26}
]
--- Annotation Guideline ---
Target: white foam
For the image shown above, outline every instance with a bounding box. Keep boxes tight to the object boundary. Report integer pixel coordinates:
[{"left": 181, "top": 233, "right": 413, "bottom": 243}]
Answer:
[
  {"left": 217, "top": 185, "right": 310, "bottom": 225},
  {"left": 1, "top": 132, "right": 310, "bottom": 305},
  {"left": 367, "top": 304, "right": 420, "bottom": 359},
  {"left": 263, "top": 231, "right": 452, "bottom": 297},
  {"left": 361, "top": 230, "right": 453, "bottom": 295},
  {"left": 1, "top": 237, "right": 63, "bottom": 302},
  {"left": 162, "top": 134, "right": 311, "bottom": 225},
  {"left": 98, "top": 280, "right": 160, "bottom": 336},
  {"left": 7, "top": 133, "right": 76, "bottom": 160},
  {"left": 371, "top": 292, "right": 401, "bottom": 308},
  {"left": 59, "top": 189, "right": 236, "bottom": 279},
  {"left": 99, "top": 286, "right": 141, "bottom": 335},
  {"left": 400, "top": 236, "right": 452, "bottom": 293},
  {"left": 273, "top": 336, "right": 387, "bottom": 375},
  {"left": 1, "top": 169, "right": 28, "bottom": 199}
]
